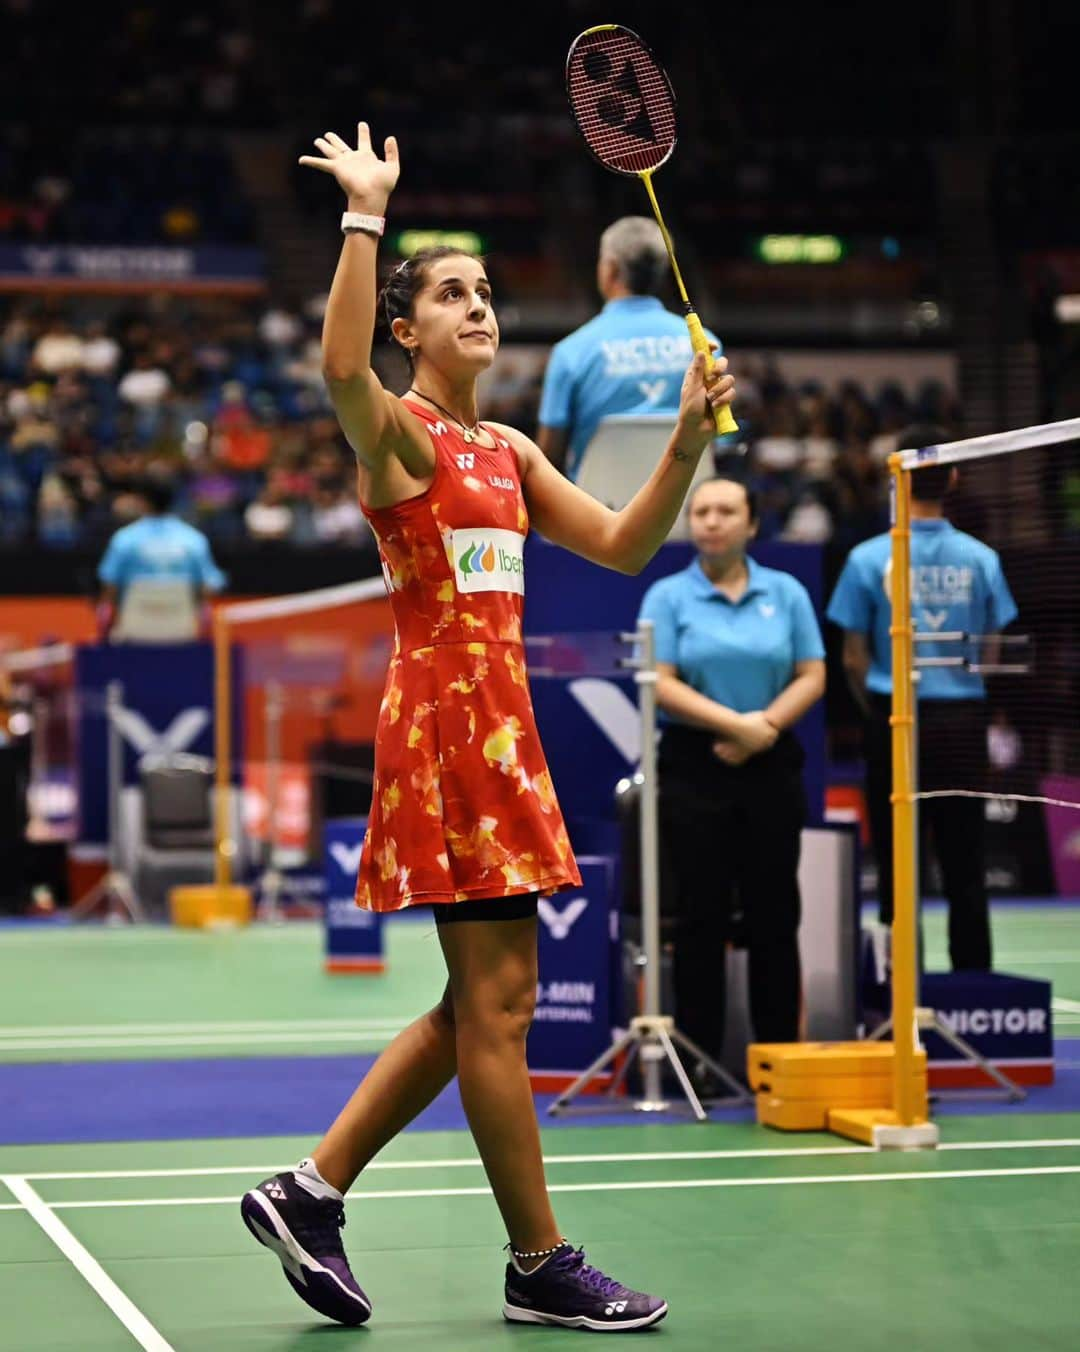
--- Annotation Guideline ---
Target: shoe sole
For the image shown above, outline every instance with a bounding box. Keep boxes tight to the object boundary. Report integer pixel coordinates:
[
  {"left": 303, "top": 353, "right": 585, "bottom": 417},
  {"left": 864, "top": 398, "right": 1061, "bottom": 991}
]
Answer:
[
  {"left": 502, "top": 1300, "right": 668, "bottom": 1332},
  {"left": 240, "top": 1189, "right": 371, "bottom": 1326}
]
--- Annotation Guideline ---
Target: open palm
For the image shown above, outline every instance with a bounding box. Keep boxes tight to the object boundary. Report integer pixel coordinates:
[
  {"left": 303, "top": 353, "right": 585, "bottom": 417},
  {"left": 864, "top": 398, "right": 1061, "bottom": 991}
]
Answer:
[{"left": 298, "top": 122, "right": 400, "bottom": 207}]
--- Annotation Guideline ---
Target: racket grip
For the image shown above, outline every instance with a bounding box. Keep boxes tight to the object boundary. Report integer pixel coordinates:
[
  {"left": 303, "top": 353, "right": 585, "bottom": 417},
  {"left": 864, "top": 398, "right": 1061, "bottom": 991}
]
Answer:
[{"left": 685, "top": 310, "right": 738, "bottom": 436}]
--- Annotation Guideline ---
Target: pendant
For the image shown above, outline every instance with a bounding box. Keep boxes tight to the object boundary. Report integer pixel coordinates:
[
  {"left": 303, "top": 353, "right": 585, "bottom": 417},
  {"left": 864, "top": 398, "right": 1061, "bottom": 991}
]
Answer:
[{"left": 463, "top": 429, "right": 475, "bottom": 443}]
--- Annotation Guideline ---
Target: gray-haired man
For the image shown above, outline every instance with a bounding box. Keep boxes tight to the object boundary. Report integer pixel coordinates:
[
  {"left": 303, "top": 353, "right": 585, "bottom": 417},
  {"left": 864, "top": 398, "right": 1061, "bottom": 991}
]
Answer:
[{"left": 537, "top": 216, "right": 721, "bottom": 480}]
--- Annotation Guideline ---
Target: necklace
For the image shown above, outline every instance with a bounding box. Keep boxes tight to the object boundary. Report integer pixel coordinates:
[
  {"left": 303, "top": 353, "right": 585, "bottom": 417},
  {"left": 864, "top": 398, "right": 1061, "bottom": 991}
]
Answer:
[{"left": 407, "top": 388, "right": 482, "bottom": 443}]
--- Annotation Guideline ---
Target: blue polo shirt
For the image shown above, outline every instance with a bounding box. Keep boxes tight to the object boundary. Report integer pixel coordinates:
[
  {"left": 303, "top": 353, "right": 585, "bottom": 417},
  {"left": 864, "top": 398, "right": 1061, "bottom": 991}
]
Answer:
[
  {"left": 98, "top": 515, "right": 226, "bottom": 601},
  {"left": 538, "top": 296, "right": 721, "bottom": 481},
  {"left": 638, "top": 556, "right": 825, "bottom": 715},
  {"left": 826, "top": 519, "right": 1017, "bottom": 700}
]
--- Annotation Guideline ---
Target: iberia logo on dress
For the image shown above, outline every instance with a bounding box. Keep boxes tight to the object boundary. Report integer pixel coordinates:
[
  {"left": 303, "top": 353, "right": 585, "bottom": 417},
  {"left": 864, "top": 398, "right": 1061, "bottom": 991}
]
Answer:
[{"left": 452, "top": 528, "right": 525, "bottom": 595}]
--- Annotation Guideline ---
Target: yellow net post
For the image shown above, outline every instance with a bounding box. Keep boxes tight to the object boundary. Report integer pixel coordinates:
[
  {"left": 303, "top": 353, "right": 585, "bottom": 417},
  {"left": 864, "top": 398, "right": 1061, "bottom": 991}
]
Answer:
[
  {"left": 888, "top": 452, "right": 920, "bottom": 1125},
  {"left": 826, "top": 454, "right": 937, "bottom": 1148},
  {"left": 213, "top": 609, "right": 234, "bottom": 889}
]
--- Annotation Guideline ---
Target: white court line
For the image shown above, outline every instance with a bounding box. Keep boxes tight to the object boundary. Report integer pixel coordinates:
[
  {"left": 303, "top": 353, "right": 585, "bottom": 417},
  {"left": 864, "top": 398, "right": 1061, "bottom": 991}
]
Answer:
[
  {"left": 0, "top": 1029, "right": 405, "bottom": 1052},
  {"left": 17, "top": 1137, "right": 1080, "bottom": 1182},
  {"left": 993, "top": 955, "right": 1080, "bottom": 964},
  {"left": 1053, "top": 998, "right": 1080, "bottom": 1013},
  {"left": 1, "top": 1176, "right": 174, "bottom": 1351},
  {"left": 32, "top": 1164, "right": 1080, "bottom": 1210},
  {"left": 0, "top": 924, "right": 312, "bottom": 942},
  {"left": 0, "top": 1017, "right": 409, "bottom": 1035}
]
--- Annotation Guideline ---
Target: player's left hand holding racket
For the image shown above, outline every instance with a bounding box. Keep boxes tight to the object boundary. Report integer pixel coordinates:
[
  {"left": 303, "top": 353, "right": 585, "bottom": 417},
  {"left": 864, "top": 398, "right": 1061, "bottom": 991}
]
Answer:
[
  {"left": 676, "top": 349, "right": 735, "bottom": 455},
  {"left": 566, "top": 25, "right": 737, "bottom": 436}
]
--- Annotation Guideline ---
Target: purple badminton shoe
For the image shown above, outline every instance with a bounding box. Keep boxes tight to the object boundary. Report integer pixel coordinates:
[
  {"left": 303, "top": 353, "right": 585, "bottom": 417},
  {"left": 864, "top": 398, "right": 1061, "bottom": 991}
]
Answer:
[
  {"left": 503, "top": 1242, "right": 668, "bottom": 1332},
  {"left": 241, "top": 1171, "right": 371, "bottom": 1326}
]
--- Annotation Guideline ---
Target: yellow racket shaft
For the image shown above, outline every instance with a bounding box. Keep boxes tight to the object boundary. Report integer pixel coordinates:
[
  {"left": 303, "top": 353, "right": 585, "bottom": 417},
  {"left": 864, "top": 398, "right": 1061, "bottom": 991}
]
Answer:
[{"left": 641, "top": 171, "right": 737, "bottom": 435}]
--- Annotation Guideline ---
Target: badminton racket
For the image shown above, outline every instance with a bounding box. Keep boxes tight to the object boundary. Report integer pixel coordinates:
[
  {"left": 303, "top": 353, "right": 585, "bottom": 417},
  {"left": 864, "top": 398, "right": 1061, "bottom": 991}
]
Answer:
[{"left": 566, "top": 24, "right": 737, "bottom": 435}]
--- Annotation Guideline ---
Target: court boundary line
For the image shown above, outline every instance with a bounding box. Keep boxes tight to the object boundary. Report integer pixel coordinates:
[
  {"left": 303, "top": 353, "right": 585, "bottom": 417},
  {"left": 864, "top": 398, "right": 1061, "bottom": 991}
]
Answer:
[
  {"left": 0, "top": 1017, "right": 411, "bottom": 1035},
  {"left": 0, "top": 1175, "right": 175, "bottom": 1351},
  {"left": 11, "top": 1163, "right": 1080, "bottom": 1211},
  {"left": 10, "top": 1134, "right": 1080, "bottom": 1182}
]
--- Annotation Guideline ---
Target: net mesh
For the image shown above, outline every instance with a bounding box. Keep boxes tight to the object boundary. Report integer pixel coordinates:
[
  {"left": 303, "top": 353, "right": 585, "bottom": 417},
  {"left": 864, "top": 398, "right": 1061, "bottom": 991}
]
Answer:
[
  {"left": 905, "top": 424, "right": 1080, "bottom": 892},
  {"left": 566, "top": 27, "right": 677, "bottom": 176},
  {"left": 220, "top": 579, "right": 393, "bottom": 869}
]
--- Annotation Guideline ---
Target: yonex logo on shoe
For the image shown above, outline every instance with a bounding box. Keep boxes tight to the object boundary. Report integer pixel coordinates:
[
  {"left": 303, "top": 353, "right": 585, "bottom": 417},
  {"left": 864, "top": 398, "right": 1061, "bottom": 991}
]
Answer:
[
  {"left": 266, "top": 1183, "right": 286, "bottom": 1200},
  {"left": 605, "top": 1301, "right": 628, "bottom": 1316}
]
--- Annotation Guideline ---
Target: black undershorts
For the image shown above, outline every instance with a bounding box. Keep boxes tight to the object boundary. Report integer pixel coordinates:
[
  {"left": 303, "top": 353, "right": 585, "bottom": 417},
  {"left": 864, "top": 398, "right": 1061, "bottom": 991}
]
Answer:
[{"left": 431, "top": 892, "right": 540, "bottom": 925}]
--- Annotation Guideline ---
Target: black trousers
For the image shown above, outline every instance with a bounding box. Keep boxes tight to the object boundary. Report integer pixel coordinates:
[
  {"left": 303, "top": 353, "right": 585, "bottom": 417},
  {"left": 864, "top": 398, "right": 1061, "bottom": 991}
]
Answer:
[
  {"left": 865, "top": 695, "right": 992, "bottom": 971},
  {"left": 657, "top": 725, "right": 806, "bottom": 1059}
]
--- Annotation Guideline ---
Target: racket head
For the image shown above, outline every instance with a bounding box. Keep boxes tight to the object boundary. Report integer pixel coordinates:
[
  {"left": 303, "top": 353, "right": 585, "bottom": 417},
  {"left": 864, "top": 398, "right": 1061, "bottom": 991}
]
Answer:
[{"left": 565, "top": 25, "right": 677, "bottom": 178}]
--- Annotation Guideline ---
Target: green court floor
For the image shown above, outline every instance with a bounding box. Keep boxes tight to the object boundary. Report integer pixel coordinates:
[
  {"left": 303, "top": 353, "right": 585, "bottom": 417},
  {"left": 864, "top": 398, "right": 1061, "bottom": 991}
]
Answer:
[
  {"left": 3, "top": 1117, "right": 1080, "bottom": 1350},
  {"left": 0, "top": 904, "right": 1077, "bottom": 1063},
  {"left": 2, "top": 904, "right": 1079, "bottom": 1347}
]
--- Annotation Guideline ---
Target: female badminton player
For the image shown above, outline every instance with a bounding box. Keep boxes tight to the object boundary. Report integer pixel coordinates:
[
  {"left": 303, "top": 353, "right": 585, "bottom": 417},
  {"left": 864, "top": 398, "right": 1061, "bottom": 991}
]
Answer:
[{"left": 241, "top": 121, "right": 734, "bottom": 1333}]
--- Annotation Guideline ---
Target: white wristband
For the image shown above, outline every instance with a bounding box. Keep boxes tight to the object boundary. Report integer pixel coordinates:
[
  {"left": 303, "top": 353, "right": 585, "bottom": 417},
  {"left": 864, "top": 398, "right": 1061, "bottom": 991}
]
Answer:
[{"left": 341, "top": 212, "right": 385, "bottom": 237}]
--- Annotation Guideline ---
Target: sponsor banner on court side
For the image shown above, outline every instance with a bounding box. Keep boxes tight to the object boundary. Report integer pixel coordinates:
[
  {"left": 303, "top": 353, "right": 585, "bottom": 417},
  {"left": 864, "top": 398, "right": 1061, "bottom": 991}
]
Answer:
[
  {"left": 323, "top": 816, "right": 384, "bottom": 971},
  {"left": 75, "top": 641, "right": 226, "bottom": 844},
  {"left": 527, "top": 855, "right": 620, "bottom": 1080},
  {"left": 0, "top": 243, "right": 265, "bottom": 292},
  {"left": 861, "top": 947, "right": 1053, "bottom": 1085}
]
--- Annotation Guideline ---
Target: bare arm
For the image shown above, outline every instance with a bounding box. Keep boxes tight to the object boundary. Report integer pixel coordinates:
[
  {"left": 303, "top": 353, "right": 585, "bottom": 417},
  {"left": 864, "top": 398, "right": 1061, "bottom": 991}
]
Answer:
[
  {"left": 841, "top": 630, "right": 872, "bottom": 715},
  {"left": 299, "top": 124, "right": 430, "bottom": 476},
  {"left": 764, "top": 658, "right": 826, "bottom": 730},
  {"left": 535, "top": 424, "right": 569, "bottom": 472},
  {"left": 501, "top": 353, "right": 734, "bottom": 575}
]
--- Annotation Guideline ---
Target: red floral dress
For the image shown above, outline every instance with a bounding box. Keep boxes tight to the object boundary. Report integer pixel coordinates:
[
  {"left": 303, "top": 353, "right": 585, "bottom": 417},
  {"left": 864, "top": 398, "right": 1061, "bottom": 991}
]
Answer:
[{"left": 354, "top": 400, "right": 581, "bottom": 912}]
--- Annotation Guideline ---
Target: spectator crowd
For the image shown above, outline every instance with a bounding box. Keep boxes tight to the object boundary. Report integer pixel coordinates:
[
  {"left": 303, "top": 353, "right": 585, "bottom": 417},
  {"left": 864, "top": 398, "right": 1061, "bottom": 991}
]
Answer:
[
  {"left": 0, "top": 296, "right": 965, "bottom": 553},
  {"left": 0, "top": 298, "right": 371, "bottom": 549}
]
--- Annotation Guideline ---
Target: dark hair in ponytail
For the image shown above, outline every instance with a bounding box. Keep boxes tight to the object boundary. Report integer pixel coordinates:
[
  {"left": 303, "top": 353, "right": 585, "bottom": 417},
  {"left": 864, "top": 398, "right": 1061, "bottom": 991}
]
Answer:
[{"left": 377, "top": 247, "right": 485, "bottom": 365}]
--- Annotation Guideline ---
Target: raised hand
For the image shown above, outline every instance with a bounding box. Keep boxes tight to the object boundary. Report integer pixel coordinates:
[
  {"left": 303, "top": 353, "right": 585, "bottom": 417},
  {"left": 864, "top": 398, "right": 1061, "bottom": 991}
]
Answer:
[
  {"left": 673, "top": 352, "right": 736, "bottom": 458},
  {"left": 298, "top": 122, "right": 400, "bottom": 213}
]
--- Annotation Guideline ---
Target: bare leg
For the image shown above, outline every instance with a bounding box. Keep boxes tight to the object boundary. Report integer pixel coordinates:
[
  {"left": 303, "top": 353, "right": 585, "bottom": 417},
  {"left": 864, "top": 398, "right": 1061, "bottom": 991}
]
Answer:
[
  {"left": 312, "top": 983, "right": 457, "bottom": 1194},
  {"left": 438, "top": 915, "right": 562, "bottom": 1256}
]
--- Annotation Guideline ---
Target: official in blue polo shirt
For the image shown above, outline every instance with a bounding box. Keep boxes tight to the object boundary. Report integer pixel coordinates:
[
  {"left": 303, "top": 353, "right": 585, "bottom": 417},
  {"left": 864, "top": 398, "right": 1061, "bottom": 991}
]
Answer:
[
  {"left": 826, "top": 424, "right": 1018, "bottom": 971},
  {"left": 97, "top": 478, "right": 226, "bottom": 640},
  {"left": 637, "top": 476, "right": 825, "bottom": 1089},
  {"left": 537, "top": 216, "right": 721, "bottom": 481}
]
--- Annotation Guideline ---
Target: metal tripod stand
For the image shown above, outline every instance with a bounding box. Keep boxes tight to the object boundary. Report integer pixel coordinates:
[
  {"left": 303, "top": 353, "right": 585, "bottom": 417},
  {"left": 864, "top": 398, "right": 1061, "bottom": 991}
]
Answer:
[
  {"left": 867, "top": 1007, "right": 1024, "bottom": 1102},
  {"left": 548, "top": 621, "right": 751, "bottom": 1121},
  {"left": 68, "top": 681, "right": 144, "bottom": 923}
]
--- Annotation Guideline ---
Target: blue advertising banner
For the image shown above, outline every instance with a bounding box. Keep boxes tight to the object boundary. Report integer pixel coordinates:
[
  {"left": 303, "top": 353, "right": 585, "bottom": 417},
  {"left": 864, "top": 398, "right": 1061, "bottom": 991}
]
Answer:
[
  {"left": 861, "top": 946, "right": 1053, "bottom": 1086},
  {"left": 0, "top": 243, "right": 265, "bottom": 293},
  {"left": 75, "top": 642, "right": 224, "bottom": 844},
  {"left": 527, "top": 855, "right": 620, "bottom": 1083},
  {"left": 323, "top": 817, "right": 384, "bottom": 972},
  {"left": 522, "top": 537, "right": 826, "bottom": 828}
]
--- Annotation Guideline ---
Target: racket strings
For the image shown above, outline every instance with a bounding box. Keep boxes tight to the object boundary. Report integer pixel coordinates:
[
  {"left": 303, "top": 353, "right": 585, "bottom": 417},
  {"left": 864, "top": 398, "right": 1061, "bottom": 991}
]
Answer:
[{"left": 568, "top": 30, "right": 676, "bottom": 175}]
